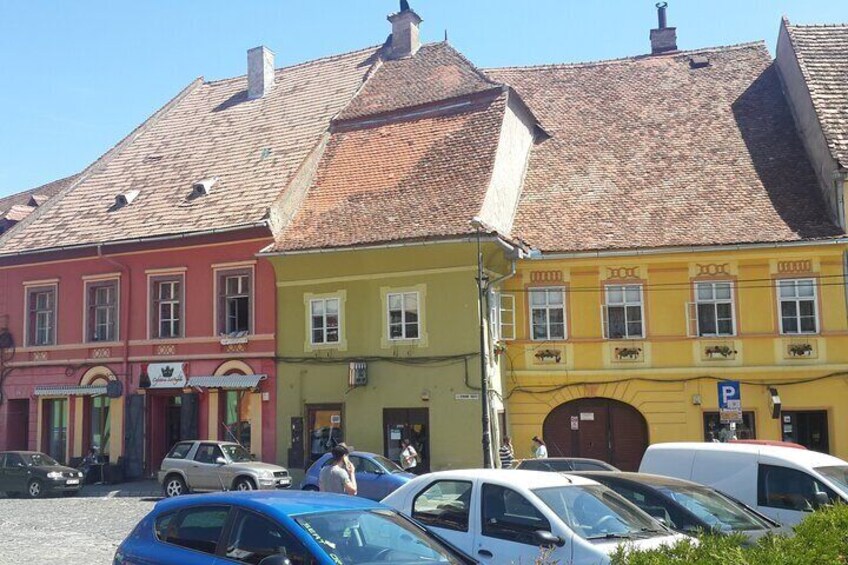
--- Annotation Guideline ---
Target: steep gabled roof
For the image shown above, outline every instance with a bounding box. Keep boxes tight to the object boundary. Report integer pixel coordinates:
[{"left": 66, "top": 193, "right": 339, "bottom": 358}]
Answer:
[
  {"left": 487, "top": 43, "right": 843, "bottom": 253},
  {"left": 0, "top": 173, "right": 79, "bottom": 233},
  {"left": 271, "top": 91, "right": 508, "bottom": 252},
  {"left": 337, "top": 42, "right": 501, "bottom": 121},
  {"left": 0, "top": 46, "right": 380, "bottom": 255},
  {"left": 783, "top": 20, "right": 848, "bottom": 168}
]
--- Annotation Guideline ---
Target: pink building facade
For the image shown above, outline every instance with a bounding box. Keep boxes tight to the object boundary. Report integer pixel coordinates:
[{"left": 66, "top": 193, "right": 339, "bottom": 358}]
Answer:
[{"left": 0, "top": 230, "right": 277, "bottom": 477}]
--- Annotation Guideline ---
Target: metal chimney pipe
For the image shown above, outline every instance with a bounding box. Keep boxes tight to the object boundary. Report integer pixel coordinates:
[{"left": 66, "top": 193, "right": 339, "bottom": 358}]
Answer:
[{"left": 656, "top": 2, "right": 668, "bottom": 29}]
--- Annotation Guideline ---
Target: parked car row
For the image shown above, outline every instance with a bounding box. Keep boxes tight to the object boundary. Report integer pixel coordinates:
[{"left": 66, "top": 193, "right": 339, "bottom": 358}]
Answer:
[{"left": 108, "top": 440, "right": 848, "bottom": 564}]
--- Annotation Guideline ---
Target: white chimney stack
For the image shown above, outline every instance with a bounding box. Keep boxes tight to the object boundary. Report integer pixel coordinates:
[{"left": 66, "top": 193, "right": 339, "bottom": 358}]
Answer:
[
  {"left": 247, "top": 46, "right": 275, "bottom": 99},
  {"left": 387, "top": 1, "right": 422, "bottom": 59}
]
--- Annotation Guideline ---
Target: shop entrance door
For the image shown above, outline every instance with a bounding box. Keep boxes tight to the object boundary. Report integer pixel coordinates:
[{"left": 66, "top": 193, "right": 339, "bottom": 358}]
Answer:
[
  {"left": 782, "top": 410, "right": 829, "bottom": 453},
  {"left": 6, "top": 399, "right": 29, "bottom": 451},
  {"left": 306, "top": 405, "right": 343, "bottom": 466},
  {"left": 41, "top": 398, "right": 67, "bottom": 464},
  {"left": 383, "top": 408, "right": 429, "bottom": 473}
]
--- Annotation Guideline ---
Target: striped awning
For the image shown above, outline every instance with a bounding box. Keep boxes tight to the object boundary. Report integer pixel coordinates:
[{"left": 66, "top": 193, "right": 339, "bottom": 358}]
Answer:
[
  {"left": 186, "top": 374, "right": 266, "bottom": 389},
  {"left": 34, "top": 385, "right": 108, "bottom": 397}
]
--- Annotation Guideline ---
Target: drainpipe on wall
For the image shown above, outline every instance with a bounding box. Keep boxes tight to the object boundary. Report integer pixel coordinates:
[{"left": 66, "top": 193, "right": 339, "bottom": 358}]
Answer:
[{"left": 97, "top": 245, "right": 131, "bottom": 387}]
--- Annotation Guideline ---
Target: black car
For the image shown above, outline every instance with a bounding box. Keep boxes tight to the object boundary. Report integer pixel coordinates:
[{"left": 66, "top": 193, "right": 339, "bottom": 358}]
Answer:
[
  {"left": 572, "top": 471, "right": 785, "bottom": 542},
  {"left": 0, "top": 451, "right": 84, "bottom": 498},
  {"left": 514, "top": 457, "right": 620, "bottom": 472}
]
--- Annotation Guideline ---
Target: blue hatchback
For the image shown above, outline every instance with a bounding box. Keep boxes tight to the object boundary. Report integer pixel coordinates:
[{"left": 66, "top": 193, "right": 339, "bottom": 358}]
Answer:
[
  {"left": 114, "top": 491, "right": 473, "bottom": 565},
  {"left": 301, "top": 451, "right": 415, "bottom": 501}
]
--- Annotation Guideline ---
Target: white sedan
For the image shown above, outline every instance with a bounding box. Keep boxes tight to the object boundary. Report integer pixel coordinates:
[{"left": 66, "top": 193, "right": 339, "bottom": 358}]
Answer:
[{"left": 382, "top": 469, "right": 688, "bottom": 564}]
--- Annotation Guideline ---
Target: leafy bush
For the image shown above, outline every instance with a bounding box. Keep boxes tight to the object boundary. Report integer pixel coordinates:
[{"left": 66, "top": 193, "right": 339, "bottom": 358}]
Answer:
[{"left": 611, "top": 504, "right": 848, "bottom": 565}]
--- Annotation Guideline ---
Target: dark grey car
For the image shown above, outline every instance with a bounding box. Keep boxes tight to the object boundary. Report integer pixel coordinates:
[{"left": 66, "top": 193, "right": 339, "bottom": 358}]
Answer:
[
  {"left": 514, "top": 457, "right": 620, "bottom": 472},
  {"left": 0, "top": 451, "right": 83, "bottom": 498}
]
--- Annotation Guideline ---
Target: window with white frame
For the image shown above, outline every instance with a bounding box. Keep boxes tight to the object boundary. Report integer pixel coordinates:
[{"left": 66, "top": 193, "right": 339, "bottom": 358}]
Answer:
[
  {"left": 387, "top": 292, "right": 419, "bottom": 340},
  {"left": 152, "top": 277, "right": 182, "bottom": 339},
  {"left": 310, "top": 298, "right": 340, "bottom": 344},
  {"left": 219, "top": 271, "right": 251, "bottom": 334},
  {"left": 499, "top": 294, "right": 515, "bottom": 341},
  {"left": 27, "top": 286, "right": 56, "bottom": 346},
  {"left": 530, "top": 288, "right": 565, "bottom": 340},
  {"left": 88, "top": 280, "right": 118, "bottom": 342},
  {"left": 778, "top": 279, "right": 818, "bottom": 334},
  {"left": 603, "top": 284, "right": 644, "bottom": 339},
  {"left": 694, "top": 281, "right": 734, "bottom": 336}
]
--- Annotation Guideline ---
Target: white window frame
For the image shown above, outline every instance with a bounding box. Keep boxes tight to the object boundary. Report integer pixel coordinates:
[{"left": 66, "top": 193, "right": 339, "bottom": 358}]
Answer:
[
  {"left": 498, "top": 293, "right": 516, "bottom": 341},
  {"left": 26, "top": 284, "right": 57, "bottom": 347},
  {"left": 310, "top": 297, "right": 341, "bottom": 345},
  {"left": 387, "top": 291, "right": 420, "bottom": 341},
  {"left": 602, "top": 284, "right": 644, "bottom": 340},
  {"left": 690, "top": 281, "right": 736, "bottom": 337},
  {"left": 529, "top": 287, "right": 566, "bottom": 341},
  {"left": 777, "top": 278, "right": 819, "bottom": 335},
  {"left": 222, "top": 273, "right": 251, "bottom": 335},
  {"left": 151, "top": 277, "right": 183, "bottom": 339},
  {"left": 86, "top": 280, "right": 119, "bottom": 343}
]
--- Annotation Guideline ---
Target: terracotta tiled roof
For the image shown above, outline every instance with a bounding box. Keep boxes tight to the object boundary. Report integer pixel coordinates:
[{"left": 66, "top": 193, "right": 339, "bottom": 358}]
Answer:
[
  {"left": 271, "top": 92, "right": 507, "bottom": 252},
  {"left": 487, "top": 43, "right": 843, "bottom": 253},
  {"left": 0, "top": 46, "right": 380, "bottom": 254},
  {"left": 0, "top": 173, "right": 79, "bottom": 217},
  {"left": 337, "top": 42, "right": 500, "bottom": 121},
  {"left": 784, "top": 21, "right": 848, "bottom": 168}
]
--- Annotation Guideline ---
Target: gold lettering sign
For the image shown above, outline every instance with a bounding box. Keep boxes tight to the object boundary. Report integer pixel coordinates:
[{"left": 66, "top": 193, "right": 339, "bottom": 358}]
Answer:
[
  {"left": 606, "top": 267, "right": 640, "bottom": 280},
  {"left": 696, "top": 263, "right": 730, "bottom": 276},
  {"left": 777, "top": 260, "right": 813, "bottom": 274},
  {"left": 530, "top": 271, "right": 563, "bottom": 283}
]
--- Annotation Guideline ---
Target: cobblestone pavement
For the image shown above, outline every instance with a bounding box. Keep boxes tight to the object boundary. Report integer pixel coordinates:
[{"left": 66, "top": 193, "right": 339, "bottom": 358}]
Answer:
[{"left": 0, "top": 495, "right": 157, "bottom": 565}]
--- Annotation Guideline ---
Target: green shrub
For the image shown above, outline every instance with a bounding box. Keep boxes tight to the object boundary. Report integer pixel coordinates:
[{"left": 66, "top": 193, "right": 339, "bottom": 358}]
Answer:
[{"left": 611, "top": 504, "right": 848, "bottom": 565}]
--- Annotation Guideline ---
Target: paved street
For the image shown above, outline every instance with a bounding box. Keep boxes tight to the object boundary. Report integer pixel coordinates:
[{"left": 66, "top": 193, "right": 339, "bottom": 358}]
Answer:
[{"left": 0, "top": 495, "right": 156, "bottom": 565}]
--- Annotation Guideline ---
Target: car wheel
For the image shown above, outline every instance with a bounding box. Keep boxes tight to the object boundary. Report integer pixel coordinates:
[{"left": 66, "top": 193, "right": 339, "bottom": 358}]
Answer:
[
  {"left": 234, "top": 477, "right": 256, "bottom": 491},
  {"left": 302, "top": 485, "right": 319, "bottom": 492},
  {"left": 27, "top": 479, "right": 44, "bottom": 499},
  {"left": 164, "top": 475, "right": 187, "bottom": 497}
]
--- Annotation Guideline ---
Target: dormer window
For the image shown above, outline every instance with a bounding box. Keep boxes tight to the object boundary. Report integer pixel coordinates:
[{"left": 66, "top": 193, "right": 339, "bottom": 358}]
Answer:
[
  {"left": 192, "top": 177, "right": 218, "bottom": 197},
  {"left": 114, "top": 189, "right": 140, "bottom": 208}
]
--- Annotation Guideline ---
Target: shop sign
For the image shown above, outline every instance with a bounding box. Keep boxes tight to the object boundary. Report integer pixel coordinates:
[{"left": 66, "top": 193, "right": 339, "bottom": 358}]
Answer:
[
  {"left": 718, "top": 380, "right": 743, "bottom": 423},
  {"left": 580, "top": 412, "right": 595, "bottom": 421},
  {"left": 570, "top": 416, "right": 579, "bottom": 430},
  {"left": 147, "top": 362, "right": 187, "bottom": 389}
]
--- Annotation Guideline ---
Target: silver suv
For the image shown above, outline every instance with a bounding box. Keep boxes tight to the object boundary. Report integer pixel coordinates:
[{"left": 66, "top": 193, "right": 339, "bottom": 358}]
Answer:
[{"left": 158, "top": 440, "right": 291, "bottom": 497}]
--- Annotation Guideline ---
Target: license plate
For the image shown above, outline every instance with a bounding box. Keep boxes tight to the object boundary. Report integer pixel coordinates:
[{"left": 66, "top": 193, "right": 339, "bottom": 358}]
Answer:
[{"left": 66, "top": 479, "right": 80, "bottom": 485}]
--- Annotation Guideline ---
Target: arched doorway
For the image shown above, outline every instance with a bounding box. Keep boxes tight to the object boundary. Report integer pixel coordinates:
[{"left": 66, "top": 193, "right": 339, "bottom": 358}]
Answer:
[{"left": 543, "top": 398, "right": 648, "bottom": 471}]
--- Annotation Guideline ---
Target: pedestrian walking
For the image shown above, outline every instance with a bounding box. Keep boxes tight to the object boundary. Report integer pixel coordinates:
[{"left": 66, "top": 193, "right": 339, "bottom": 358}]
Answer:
[
  {"left": 498, "top": 436, "right": 515, "bottom": 468},
  {"left": 531, "top": 436, "right": 548, "bottom": 459},
  {"left": 318, "top": 444, "right": 357, "bottom": 495},
  {"left": 400, "top": 438, "right": 419, "bottom": 472}
]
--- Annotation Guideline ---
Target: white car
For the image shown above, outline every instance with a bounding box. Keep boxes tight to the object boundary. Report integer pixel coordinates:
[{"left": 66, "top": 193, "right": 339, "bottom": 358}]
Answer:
[
  {"left": 640, "top": 442, "right": 848, "bottom": 526},
  {"left": 381, "top": 469, "right": 688, "bottom": 564}
]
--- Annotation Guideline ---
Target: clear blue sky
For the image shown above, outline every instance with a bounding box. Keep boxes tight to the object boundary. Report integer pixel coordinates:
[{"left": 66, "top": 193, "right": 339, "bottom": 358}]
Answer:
[{"left": 1, "top": 1, "right": 846, "bottom": 196}]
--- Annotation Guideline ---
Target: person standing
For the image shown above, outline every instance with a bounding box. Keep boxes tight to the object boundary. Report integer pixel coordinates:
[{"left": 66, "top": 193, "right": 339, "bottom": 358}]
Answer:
[
  {"left": 318, "top": 444, "right": 357, "bottom": 495},
  {"left": 498, "top": 436, "right": 515, "bottom": 468},
  {"left": 531, "top": 436, "right": 548, "bottom": 459},
  {"left": 400, "top": 438, "right": 419, "bottom": 473}
]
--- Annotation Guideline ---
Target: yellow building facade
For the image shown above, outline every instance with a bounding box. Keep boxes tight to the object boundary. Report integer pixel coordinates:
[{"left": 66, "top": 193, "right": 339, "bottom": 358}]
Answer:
[{"left": 503, "top": 243, "right": 848, "bottom": 468}]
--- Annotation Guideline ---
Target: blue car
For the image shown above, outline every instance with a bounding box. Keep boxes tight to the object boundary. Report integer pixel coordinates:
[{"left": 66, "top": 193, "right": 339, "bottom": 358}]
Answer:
[
  {"left": 114, "top": 491, "right": 474, "bottom": 564},
  {"left": 301, "top": 451, "right": 415, "bottom": 501}
]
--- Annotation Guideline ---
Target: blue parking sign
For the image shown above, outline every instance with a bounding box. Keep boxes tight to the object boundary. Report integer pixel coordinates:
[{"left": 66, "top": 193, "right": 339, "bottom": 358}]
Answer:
[{"left": 717, "top": 380, "right": 741, "bottom": 410}]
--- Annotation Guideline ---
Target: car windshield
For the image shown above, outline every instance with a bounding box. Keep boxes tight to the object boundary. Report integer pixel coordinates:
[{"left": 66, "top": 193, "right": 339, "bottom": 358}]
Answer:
[
  {"left": 534, "top": 485, "right": 664, "bottom": 541},
  {"left": 372, "top": 455, "right": 405, "bottom": 473},
  {"left": 815, "top": 466, "right": 848, "bottom": 498},
  {"left": 296, "top": 509, "right": 466, "bottom": 564},
  {"left": 657, "top": 485, "right": 771, "bottom": 532},
  {"left": 221, "top": 444, "right": 252, "bottom": 463},
  {"left": 519, "top": 459, "right": 572, "bottom": 472},
  {"left": 22, "top": 453, "right": 59, "bottom": 466}
]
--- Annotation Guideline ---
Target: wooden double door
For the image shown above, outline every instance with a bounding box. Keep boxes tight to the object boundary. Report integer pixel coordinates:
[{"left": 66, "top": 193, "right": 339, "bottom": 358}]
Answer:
[
  {"left": 383, "top": 408, "right": 429, "bottom": 473},
  {"left": 543, "top": 398, "right": 648, "bottom": 471}
]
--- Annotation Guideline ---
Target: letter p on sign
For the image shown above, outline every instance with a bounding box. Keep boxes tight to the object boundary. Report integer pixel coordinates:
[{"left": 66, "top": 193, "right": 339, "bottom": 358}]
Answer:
[{"left": 717, "top": 380, "right": 741, "bottom": 409}]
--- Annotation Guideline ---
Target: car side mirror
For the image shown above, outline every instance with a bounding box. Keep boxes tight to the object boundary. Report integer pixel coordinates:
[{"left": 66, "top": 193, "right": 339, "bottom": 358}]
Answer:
[
  {"left": 534, "top": 530, "right": 565, "bottom": 548},
  {"left": 215, "top": 457, "right": 227, "bottom": 466},
  {"left": 258, "top": 556, "right": 291, "bottom": 565},
  {"left": 814, "top": 491, "right": 830, "bottom": 507}
]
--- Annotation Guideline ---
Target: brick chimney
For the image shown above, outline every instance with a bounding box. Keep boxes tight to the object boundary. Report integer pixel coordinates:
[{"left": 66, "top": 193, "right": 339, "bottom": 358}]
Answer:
[
  {"left": 247, "top": 46, "right": 275, "bottom": 99},
  {"left": 387, "top": 1, "right": 422, "bottom": 59},
  {"left": 650, "top": 2, "right": 677, "bottom": 54}
]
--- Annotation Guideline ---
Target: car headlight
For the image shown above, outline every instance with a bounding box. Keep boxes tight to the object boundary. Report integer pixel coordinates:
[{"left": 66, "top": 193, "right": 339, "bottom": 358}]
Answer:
[
  {"left": 260, "top": 470, "right": 275, "bottom": 478},
  {"left": 47, "top": 471, "right": 64, "bottom": 479},
  {"left": 78, "top": 472, "right": 84, "bottom": 478}
]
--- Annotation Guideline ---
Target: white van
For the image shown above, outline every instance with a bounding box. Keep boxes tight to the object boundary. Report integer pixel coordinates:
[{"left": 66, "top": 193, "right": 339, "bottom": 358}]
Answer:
[{"left": 639, "top": 442, "right": 848, "bottom": 526}]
